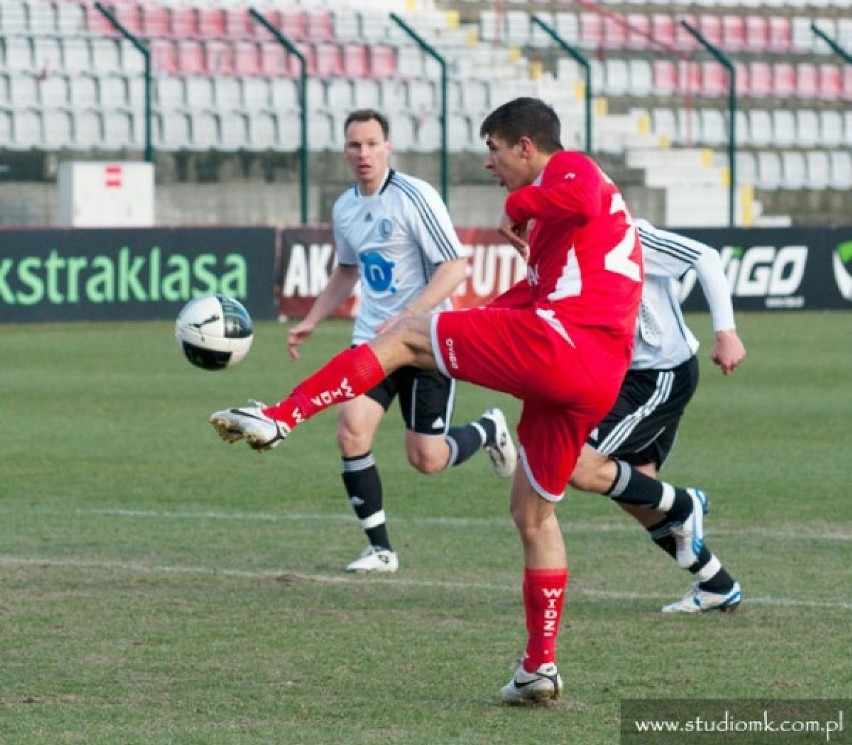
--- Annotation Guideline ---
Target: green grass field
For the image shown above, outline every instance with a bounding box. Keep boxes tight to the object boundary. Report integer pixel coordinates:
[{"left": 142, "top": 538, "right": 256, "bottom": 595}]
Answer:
[{"left": 1, "top": 311, "right": 850, "bottom": 745}]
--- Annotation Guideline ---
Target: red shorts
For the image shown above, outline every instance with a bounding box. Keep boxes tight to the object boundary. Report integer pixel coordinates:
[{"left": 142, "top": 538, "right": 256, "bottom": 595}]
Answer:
[{"left": 431, "top": 306, "right": 632, "bottom": 500}]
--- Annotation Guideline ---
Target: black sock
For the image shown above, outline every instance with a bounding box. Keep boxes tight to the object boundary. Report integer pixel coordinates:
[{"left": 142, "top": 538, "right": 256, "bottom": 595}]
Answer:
[
  {"left": 646, "top": 518, "right": 677, "bottom": 560},
  {"left": 341, "top": 452, "right": 391, "bottom": 551},
  {"left": 692, "top": 546, "right": 736, "bottom": 593},
  {"left": 445, "top": 421, "right": 488, "bottom": 467},
  {"left": 607, "top": 461, "right": 694, "bottom": 521}
]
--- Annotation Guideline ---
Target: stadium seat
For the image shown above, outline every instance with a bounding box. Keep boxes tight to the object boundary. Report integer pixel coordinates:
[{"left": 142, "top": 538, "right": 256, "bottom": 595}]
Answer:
[
  {"left": 817, "top": 64, "right": 842, "bottom": 101},
  {"left": 32, "top": 35, "right": 61, "bottom": 74},
  {"left": 699, "top": 108, "right": 727, "bottom": 146},
  {"left": 602, "top": 16, "right": 628, "bottom": 49},
  {"left": 625, "top": 13, "right": 652, "bottom": 50},
  {"left": 233, "top": 40, "right": 261, "bottom": 76},
  {"left": 279, "top": 7, "right": 309, "bottom": 41},
  {"left": 197, "top": 7, "right": 227, "bottom": 38},
  {"left": 38, "top": 72, "right": 70, "bottom": 107},
  {"left": 102, "top": 108, "right": 137, "bottom": 149},
  {"left": 325, "top": 78, "right": 353, "bottom": 110},
  {"left": 177, "top": 40, "right": 206, "bottom": 75},
  {"left": 772, "top": 110, "right": 796, "bottom": 148},
  {"left": 342, "top": 43, "right": 369, "bottom": 78},
  {"left": 735, "top": 150, "right": 757, "bottom": 185},
  {"left": 270, "top": 77, "right": 299, "bottom": 112},
  {"left": 828, "top": 151, "right": 852, "bottom": 189},
  {"left": 604, "top": 58, "right": 629, "bottom": 96},
  {"left": 205, "top": 39, "right": 235, "bottom": 76},
  {"left": 698, "top": 15, "right": 722, "bottom": 45},
  {"left": 352, "top": 78, "right": 380, "bottom": 109},
  {"left": 214, "top": 76, "right": 242, "bottom": 110},
  {"left": 793, "top": 108, "right": 819, "bottom": 148},
  {"left": 679, "top": 61, "right": 700, "bottom": 96},
  {"left": 89, "top": 37, "right": 123, "bottom": 73},
  {"left": 220, "top": 111, "right": 248, "bottom": 151},
  {"left": 111, "top": 3, "right": 143, "bottom": 36},
  {"left": 747, "top": 62, "right": 772, "bottom": 97},
  {"left": 155, "top": 76, "right": 186, "bottom": 110},
  {"left": 651, "top": 107, "right": 677, "bottom": 144},
  {"left": 578, "top": 13, "right": 603, "bottom": 49},
  {"left": 415, "top": 113, "right": 441, "bottom": 152},
  {"left": 170, "top": 7, "right": 199, "bottom": 39},
  {"left": 150, "top": 39, "right": 179, "bottom": 75},
  {"left": 188, "top": 110, "right": 220, "bottom": 151},
  {"left": 796, "top": 62, "right": 819, "bottom": 98},
  {"left": 259, "top": 43, "right": 289, "bottom": 77},
  {"left": 756, "top": 150, "right": 782, "bottom": 190},
  {"left": 650, "top": 13, "right": 675, "bottom": 47},
  {"left": 142, "top": 5, "right": 171, "bottom": 38},
  {"left": 7, "top": 70, "right": 39, "bottom": 107},
  {"left": 8, "top": 106, "right": 41, "bottom": 149},
  {"left": 246, "top": 109, "right": 279, "bottom": 151},
  {"left": 69, "top": 72, "right": 99, "bottom": 109},
  {"left": 701, "top": 62, "right": 728, "bottom": 96},
  {"left": 721, "top": 14, "right": 746, "bottom": 51},
  {"left": 744, "top": 15, "right": 768, "bottom": 52},
  {"left": 804, "top": 151, "right": 830, "bottom": 190},
  {"left": 41, "top": 106, "right": 73, "bottom": 150},
  {"left": 628, "top": 60, "right": 652, "bottom": 97},
  {"left": 818, "top": 109, "right": 842, "bottom": 148},
  {"left": 555, "top": 11, "right": 579, "bottom": 44},
  {"left": 242, "top": 76, "right": 271, "bottom": 111},
  {"left": 781, "top": 150, "right": 806, "bottom": 190},
  {"left": 306, "top": 9, "right": 334, "bottom": 43},
  {"left": 54, "top": 1, "right": 86, "bottom": 34},
  {"left": 772, "top": 62, "right": 796, "bottom": 98},
  {"left": 315, "top": 43, "right": 343, "bottom": 78},
  {"left": 652, "top": 59, "right": 677, "bottom": 96},
  {"left": 154, "top": 109, "right": 192, "bottom": 151},
  {"left": 369, "top": 45, "right": 396, "bottom": 79},
  {"left": 766, "top": 16, "right": 792, "bottom": 53},
  {"left": 748, "top": 109, "right": 773, "bottom": 148},
  {"left": 185, "top": 76, "right": 215, "bottom": 109}
]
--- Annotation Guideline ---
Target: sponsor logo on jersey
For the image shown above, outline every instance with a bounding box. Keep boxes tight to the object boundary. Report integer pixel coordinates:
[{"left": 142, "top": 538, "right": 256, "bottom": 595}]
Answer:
[
  {"left": 444, "top": 337, "right": 459, "bottom": 371},
  {"left": 360, "top": 251, "right": 396, "bottom": 294},
  {"left": 379, "top": 218, "right": 393, "bottom": 239}
]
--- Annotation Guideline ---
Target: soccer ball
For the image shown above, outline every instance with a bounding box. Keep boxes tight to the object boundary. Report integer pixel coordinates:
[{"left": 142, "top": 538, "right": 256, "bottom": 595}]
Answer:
[{"left": 175, "top": 294, "right": 254, "bottom": 371}]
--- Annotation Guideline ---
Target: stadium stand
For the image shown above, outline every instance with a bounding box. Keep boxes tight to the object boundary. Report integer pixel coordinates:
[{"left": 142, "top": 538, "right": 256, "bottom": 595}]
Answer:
[{"left": 0, "top": 0, "right": 850, "bottom": 226}]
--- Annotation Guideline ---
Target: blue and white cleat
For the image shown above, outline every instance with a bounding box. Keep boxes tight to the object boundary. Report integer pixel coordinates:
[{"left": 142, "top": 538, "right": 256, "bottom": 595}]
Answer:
[
  {"left": 662, "top": 581, "right": 742, "bottom": 614},
  {"left": 670, "top": 488, "right": 708, "bottom": 568}
]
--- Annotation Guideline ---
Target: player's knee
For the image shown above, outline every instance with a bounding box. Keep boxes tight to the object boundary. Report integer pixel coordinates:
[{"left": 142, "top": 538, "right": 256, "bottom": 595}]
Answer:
[
  {"left": 336, "top": 425, "right": 369, "bottom": 456},
  {"left": 406, "top": 449, "right": 445, "bottom": 474}
]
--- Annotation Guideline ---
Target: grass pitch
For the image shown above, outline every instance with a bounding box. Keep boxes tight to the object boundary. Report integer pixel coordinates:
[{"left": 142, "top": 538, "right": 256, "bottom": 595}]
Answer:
[{"left": 1, "top": 312, "right": 850, "bottom": 744}]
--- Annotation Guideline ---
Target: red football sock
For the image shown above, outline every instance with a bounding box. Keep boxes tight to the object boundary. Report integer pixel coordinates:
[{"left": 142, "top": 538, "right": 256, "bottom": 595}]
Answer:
[
  {"left": 522, "top": 567, "right": 568, "bottom": 672},
  {"left": 262, "top": 345, "right": 385, "bottom": 429}
]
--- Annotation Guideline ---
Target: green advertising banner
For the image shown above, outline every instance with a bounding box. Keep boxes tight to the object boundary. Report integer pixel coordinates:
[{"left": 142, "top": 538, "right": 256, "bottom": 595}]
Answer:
[{"left": 0, "top": 227, "right": 278, "bottom": 323}]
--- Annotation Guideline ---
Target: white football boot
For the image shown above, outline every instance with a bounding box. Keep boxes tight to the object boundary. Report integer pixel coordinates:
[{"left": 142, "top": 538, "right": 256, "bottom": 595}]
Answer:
[
  {"left": 500, "top": 661, "right": 563, "bottom": 705},
  {"left": 209, "top": 400, "right": 290, "bottom": 451},
  {"left": 345, "top": 546, "right": 399, "bottom": 573},
  {"left": 480, "top": 408, "right": 518, "bottom": 478},
  {"left": 669, "top": 488, "right": 708, "bottom": 568},
  {"left": 662, "top": 581, "right": 742, "bottom": 614}
]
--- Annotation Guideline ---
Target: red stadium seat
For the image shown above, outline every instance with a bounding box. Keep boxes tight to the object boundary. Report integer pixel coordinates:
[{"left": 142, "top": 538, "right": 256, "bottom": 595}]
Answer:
[
  {"left": 177, "top": 39, "right": 206, "bottom": 75},
  {"left": 744, "top": 16, "right": 768, "bottom": 52},
  {"left": 796, "top": 62, "right": 818, "bottom": 98},
  {"left": 843, "top": 66, "right": 852, "bottom": 102},
  {"left": 698, "top": 15, "right": 722, "bottom": 45},
  {"left": 603, "top": 18, "right": 628, "bottom": 49},
  {"left": 652, "top": 58, "right": 677, "bottom": 96},
  {"left": 142, "top": 6, "right": 170, "bottom": 38},
  {"left": 579, "top": 13, "right": 603, "bottom": 47},
  {"left": 369, "top": 45, "right": 397, "bottom": 79},
  {"left": 651, "top": 14, "right": 675, "bottom": 48},
  {"left": 678, "top": 60, "right": 700, "bottom": 95},
  {"left": 625, "top": 13, "right": 652, "bottom": 50},
  {"left": 224, "top": 9, "right": 252, "bottom": 39},
  {"left": 721, "top": 15, "right": 745, "bottom": 51},
  {"left": 701, "top": 62, "right": 728, "bottom": 97},
  {"left": 205, "top": 39, "right": 235, "bottom": 76},
  {"left": 260, "top": 43, "right": 290, "bottom": 77},
  {"left": 170, "top": 7, "right": 199, "bottom": 38},
  {"left": 747, "top": 61, "right": 772, "bottom": 97},
  {"left": 233, "top": 41, "right": 261, "bottom": 76},
  {"left": 306, "top": 9, "right": 334, "bottom": 42},
  {"left": 767, "top": 16, "right": 792, "bottom": 53},
  {"left": 315, "top": 43, "right": 343, "bottom": 78},
  {"left": 817, "top": 64, "right": 842, "bottom": 101},
  {"left": 113, "top": 3, "right": 143, "bottom": 36},
  {"left": 150, "top": 39, "right": 178, "bottom": 74},
  {"left": 197, "top": 8, "right": 227, "bottom": 39},
  {"left": 342, "top": 43, "right": 369, "bottom": 78},
  {"left": 772, "top": 62, "right": 796, "bottom": 98},
  {"left": 674, "top": 14, "right": 698, "bottom": 52},
  {"left": 280, "top": 8, "right": 307, "bottom": 40}
]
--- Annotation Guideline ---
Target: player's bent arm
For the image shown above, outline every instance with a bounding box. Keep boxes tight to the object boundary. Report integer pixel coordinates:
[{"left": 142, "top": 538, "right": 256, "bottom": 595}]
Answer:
[
  {"left": 694, "top": 245, "right": 736, "bottom": 333},
  {"left": 404, "top": 257, "right": 467, "bottom": 316},
  {"left": 288, "top": 265, "right": 360, "bottom": 359}
]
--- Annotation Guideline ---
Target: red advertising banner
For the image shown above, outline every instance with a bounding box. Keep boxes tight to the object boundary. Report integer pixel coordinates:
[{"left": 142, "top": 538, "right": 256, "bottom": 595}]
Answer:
[{"left": 276, "top": 226, "right": 527, "bottom": 320}]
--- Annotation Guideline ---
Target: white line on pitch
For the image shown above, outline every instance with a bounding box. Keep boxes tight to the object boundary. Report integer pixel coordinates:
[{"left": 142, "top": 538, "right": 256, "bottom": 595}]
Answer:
[{"left": 0, "top": 555, "right": 849, "bottom": 611}]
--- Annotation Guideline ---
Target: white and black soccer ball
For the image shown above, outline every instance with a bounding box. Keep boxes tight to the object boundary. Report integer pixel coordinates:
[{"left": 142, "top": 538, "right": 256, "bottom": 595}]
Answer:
[{"left": 175, "top": 294, "right": 254, "bottom": 371}]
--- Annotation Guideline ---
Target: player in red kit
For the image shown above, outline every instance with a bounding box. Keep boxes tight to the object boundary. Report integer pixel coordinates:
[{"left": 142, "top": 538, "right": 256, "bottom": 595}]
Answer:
[{"left": 210, "top": 98, "right": 703, "bottom": 704}]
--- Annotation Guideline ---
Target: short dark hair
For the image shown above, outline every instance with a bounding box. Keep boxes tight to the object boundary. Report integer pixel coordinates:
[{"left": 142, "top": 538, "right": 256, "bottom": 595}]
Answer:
[
  {"left": 343, "top": 108, "right": 390, "bottom": 139},
  {"left": 479, "top": 97, "right": 562, "bottom": 153}
]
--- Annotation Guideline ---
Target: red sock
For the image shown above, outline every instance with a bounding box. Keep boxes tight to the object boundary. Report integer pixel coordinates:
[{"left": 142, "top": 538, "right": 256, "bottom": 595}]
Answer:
[
  {"left": 522, "top": 567, "right": 568, "bottom": 672},
  {"left": 262, "top": 345, "right": 385, "bottom": 429}
]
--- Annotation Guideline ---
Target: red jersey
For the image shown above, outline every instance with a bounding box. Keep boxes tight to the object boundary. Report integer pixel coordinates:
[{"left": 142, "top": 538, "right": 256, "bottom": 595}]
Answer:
[{"left": 495, "top": 150, "right": 644, "bottom": 339}]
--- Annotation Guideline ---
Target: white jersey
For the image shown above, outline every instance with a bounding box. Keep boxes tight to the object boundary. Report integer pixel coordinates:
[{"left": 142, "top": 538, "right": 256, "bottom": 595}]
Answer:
[
  {"left": 633, "top": 219, "right": 736, "bottom": 370},
  {"left": 332, "top": 169, "right": 468, "bottom": 345}
]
